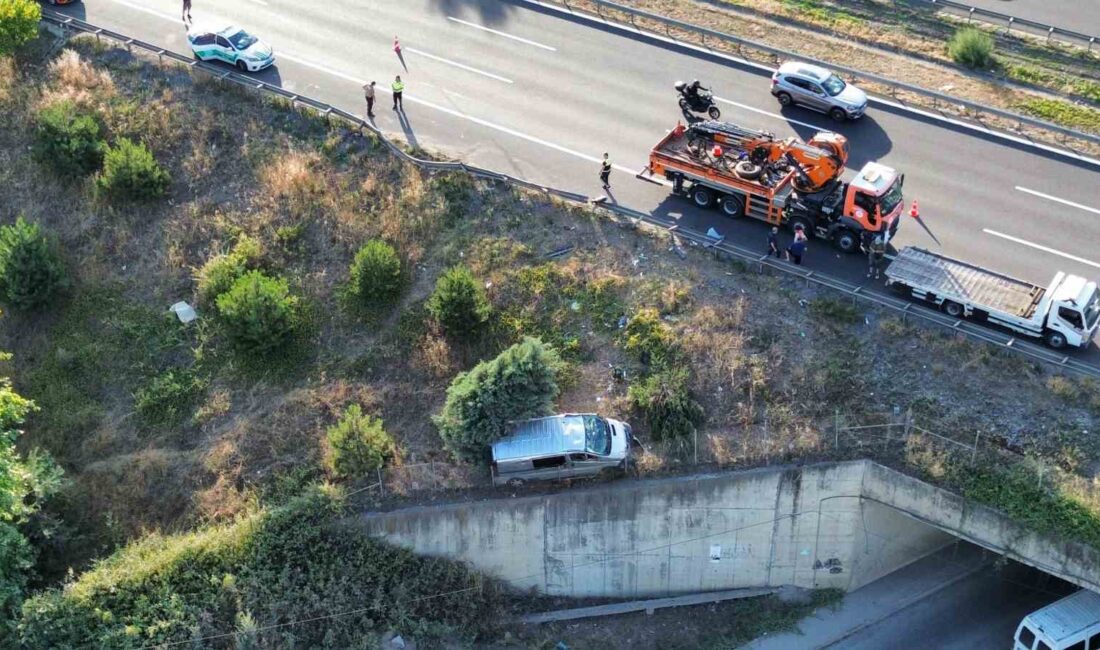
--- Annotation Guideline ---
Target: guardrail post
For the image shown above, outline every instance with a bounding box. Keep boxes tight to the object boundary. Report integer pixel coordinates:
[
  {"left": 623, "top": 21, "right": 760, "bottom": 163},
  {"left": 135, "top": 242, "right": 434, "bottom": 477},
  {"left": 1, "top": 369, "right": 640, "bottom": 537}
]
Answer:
[
  {"left": 1090, "top": 37, "right": 1096, "bottom": 52},
  {"left": 967, "top": 7, "right": 974, "bottom": 24},
  {"left": 1047, "top": 27, "right": 1054, "bottom": 43},
  {"left": 1006, "top": 16, "right": 1014, "bottom": 34}
]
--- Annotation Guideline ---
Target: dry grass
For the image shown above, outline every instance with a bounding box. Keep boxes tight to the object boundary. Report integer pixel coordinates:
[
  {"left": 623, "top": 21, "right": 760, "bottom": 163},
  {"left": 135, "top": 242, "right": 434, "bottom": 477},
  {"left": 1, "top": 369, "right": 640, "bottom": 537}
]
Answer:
[
  {"left": 40, "top": 49, "right": 115, "bottom": 109},
  {"left": 260, "top": 150, "right": 327, "bottom": 217}
]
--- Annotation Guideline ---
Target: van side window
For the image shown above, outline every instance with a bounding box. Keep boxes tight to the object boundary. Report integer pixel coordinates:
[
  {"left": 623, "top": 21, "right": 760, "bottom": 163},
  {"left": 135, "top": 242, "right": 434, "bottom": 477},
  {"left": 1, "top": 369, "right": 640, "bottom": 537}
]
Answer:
[
  {"left": 1018, "top": 627, "right": 1036, "bottom": 648},
  {"left": 1089, "top": 631, "right": 1100, "bottom": 648},
  {"left": 532, "top": 455, "right": 566, "bottom": 470},
  {"left": 1037, "top": 641, "right": 1052, "bottom": 650},
  {"left": 1067, "top": 640, "right": 1085, "bottom": 650},
  {"left": 569, "top": 453, "right": 591, "bottom": 461}
]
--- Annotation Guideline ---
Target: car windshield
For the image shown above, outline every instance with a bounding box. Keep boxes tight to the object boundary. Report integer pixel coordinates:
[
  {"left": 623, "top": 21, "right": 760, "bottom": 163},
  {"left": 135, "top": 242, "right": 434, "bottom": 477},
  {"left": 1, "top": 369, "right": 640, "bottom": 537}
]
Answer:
[
  {"left": 227, "top": 30, "right": 257, "bottom": 50},
  {"left": 584, "top": 415, "right": 612, "bottom": 456},
  {"left": 822, "top": 74, "right": 846, "bottom": 96},
  {"left": 876, "top": 178, "right": 904, "bottom": 216}
]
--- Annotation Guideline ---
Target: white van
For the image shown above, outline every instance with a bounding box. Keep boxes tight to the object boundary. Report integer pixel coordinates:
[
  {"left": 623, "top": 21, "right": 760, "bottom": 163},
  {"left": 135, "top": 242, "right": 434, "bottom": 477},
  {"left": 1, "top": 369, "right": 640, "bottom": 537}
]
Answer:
[
  {"left": 490, "top": 414, "right": 637, "bottom": 487},
  {"left": 1014, "top": 590, "right": 1100, "bottom": 650}
]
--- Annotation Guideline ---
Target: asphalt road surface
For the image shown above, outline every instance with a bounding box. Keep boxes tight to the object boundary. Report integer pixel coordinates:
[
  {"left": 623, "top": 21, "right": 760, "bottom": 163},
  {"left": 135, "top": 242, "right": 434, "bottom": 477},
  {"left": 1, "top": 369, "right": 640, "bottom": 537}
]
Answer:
[
  {"left": 51, "top": 0, "right": 1100, "bottom": 363},
  {"left": 947, "top": 0, "right": 1100, "bottom": 36}
]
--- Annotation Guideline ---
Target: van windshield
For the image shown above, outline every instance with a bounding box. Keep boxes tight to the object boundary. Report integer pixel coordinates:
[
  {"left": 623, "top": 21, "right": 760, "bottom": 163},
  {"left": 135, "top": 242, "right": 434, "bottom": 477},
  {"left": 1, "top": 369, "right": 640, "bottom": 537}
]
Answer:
[
  {"left": 1084, "top": 290, "right": 1100, "bottom": 329},
  {"left": 584, "top": 416, "right": 612, "bottom": 455}
]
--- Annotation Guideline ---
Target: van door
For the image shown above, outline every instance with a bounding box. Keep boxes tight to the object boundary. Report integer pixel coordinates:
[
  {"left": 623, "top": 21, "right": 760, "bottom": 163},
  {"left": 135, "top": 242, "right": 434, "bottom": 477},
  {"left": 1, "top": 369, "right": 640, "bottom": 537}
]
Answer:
[
  {"left": 568, "top": 452, "right": 608, "bottom": 479},
  {"left": 530, "top": 454, "right": 570, "bottom": 481}
]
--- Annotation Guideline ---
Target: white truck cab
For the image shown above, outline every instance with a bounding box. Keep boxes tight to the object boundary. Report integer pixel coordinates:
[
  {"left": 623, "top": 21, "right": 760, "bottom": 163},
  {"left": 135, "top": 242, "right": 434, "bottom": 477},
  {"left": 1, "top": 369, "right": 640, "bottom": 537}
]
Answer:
[
  {"left": 1014, "top": 589, "right": 1100, "bottom": 650},
  {"left": 1041, "top": 273, "right": 1100, "bottom": 349}
]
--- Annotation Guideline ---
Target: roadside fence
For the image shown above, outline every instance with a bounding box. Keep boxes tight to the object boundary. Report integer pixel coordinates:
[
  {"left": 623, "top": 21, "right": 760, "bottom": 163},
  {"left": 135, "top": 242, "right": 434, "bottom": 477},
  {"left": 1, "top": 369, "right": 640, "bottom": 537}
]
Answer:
[
  {"left": 910, "top": 0, "right": 1099, "bottom": 51},
  {"left": 37, "top": 11, "right": 1100, "bottom": 385}
]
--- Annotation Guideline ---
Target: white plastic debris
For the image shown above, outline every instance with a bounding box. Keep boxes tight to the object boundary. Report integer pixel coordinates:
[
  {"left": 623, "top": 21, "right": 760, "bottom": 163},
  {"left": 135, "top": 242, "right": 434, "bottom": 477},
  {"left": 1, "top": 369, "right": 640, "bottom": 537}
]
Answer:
[
  {"left": 169, "top": 301, "right": 197, "bottom": 324},
  {"left": 706, "top": 227, "right": 721, "bottom": 239}
]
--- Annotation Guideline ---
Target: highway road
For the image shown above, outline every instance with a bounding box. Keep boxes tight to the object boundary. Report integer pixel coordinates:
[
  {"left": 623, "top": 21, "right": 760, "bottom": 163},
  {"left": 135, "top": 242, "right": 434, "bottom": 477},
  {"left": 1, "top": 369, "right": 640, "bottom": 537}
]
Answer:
[
  {"left": 946, "top": 0, "right": 1100, "bottom": 36},
  {"left": 52, "top": 0, "right": 1100, "bottom": 360}
]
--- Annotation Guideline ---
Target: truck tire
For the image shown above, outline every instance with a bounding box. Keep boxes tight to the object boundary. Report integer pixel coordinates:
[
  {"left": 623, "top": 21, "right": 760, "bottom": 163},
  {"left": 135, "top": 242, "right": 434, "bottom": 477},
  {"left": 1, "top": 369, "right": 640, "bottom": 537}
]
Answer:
[
  {"left": 1044, "top": 330, "right": 1068, "bottom": 349},
  {"left": 720, "top": 194, "right": 744, "bottom": 217},
  {"left": 692, "top": 186, "right": 715, "bottom": 208},
  {"left": 942, "top": 301, "right": 965, "bottom": 318},
  {"left": 833, "top": 229, "right": 859, "bottom": 253},
  {"left": 734, "top": 161, "right": 762, "bottom": 180}
]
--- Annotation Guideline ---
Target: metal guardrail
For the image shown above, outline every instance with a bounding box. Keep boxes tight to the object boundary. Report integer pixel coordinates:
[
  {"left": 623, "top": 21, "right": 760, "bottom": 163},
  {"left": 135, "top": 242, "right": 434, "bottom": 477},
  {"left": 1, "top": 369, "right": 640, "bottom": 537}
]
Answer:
[
  {"left": 915, "top": 0, "right": 1099, "bottom": 51},
  {"left": 538, "top": 0, "right": 1100, "bottom": 149},
  {"left": 38, "top": 11, "right": 1100, "bottom": 381}
]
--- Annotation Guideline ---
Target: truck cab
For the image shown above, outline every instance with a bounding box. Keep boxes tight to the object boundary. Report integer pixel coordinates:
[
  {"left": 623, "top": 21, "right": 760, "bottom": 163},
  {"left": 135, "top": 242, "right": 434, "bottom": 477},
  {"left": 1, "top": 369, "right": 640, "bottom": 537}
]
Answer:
[
  {"left": 1042, "top": 273, "right": 1100, "bottom": 349},
  {"left": 788, "top": 162, "right": 903, "bottom": 252}
]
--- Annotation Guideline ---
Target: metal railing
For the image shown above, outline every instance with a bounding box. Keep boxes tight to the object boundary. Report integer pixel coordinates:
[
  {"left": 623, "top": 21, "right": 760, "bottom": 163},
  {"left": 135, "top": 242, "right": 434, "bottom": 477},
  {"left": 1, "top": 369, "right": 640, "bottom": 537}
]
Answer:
[
  {"left": 914, "top": 0, "right": 1099, "bottom": 51},
  {"left": 38, "top": 11, "right": 1100, "bottom": 381},
  {"left": 534, "top": 0, "right": 1100, "bottom": 149}
]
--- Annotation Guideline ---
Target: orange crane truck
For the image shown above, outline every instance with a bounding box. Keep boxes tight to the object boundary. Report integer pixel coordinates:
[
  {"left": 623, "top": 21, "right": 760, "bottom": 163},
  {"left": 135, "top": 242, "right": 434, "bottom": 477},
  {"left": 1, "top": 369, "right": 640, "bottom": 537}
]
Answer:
[{"left": 642, "top": 120, "right": 905, "bottom": 253}]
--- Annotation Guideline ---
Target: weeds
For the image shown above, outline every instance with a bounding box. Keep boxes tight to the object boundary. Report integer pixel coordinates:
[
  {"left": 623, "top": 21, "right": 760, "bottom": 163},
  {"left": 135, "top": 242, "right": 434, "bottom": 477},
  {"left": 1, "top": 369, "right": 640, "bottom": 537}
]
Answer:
[
  {"left": 1016, "top": 98, "right": 1100, "bottom": 132},
  {"left": 948, "top": 28, "right": 996, "bottom": 69}
]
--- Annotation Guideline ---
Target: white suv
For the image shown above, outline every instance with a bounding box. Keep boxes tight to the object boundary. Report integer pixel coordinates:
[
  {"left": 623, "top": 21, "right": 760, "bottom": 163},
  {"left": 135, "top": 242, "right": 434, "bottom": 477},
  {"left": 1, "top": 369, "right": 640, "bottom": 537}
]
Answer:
[{"left": 771, "top": 62, "right": 867, "bottom": 121}]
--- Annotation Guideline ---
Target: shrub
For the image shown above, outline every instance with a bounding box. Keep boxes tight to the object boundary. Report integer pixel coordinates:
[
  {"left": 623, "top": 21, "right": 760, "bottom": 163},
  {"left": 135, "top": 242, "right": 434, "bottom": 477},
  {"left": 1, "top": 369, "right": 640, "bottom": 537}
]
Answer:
[
  {"left": 427, "top": 265, "right": 490, "bottom": 339},
  {"left": 33, "top": 100, "right": 105, "bottom": 175},
  {"left": 628, "top": 368, "right": 704, "bottom": 442},
  {"left": 215, "top": 271, "right": 298, "bottom": 355},
  {"left": 324, "top": 404, "right": 395, "bottom": 477},
  {"left": 196, "top": 235, "right": 263, "bottom": 305},
  {"left": 435, "top": 337, "right": 561, "bottom": 462},
  {"left": 0, "top": 0, "right": 40, "bottom": 57},
  {"left": 134, "top": 367, "right": 205, "bottom": 426},
  {"left": 948, "top": 28, "right": 994, "bottom": 69},
  {"left": 94, "top": 138, "right": 170, "bottom": 202},
  {"left": 0, "top": 217, "right": 65, "bottom": 309},
  {"left": 808, "top": 297, "right": 860, "bottom": 325},
  {"left": 348, "top": 239, "right": 403, "bottom": 308},
  {"left": 623, "top": 308, "right": 674, "bottom": 366}
]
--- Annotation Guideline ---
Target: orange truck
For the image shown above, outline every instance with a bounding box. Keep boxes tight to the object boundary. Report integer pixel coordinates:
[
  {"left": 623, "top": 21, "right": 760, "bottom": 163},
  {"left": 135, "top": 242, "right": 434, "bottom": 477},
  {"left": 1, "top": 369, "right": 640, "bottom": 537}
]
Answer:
[{"left": 642, "top": 120, "right": 904, "bottom": 253}]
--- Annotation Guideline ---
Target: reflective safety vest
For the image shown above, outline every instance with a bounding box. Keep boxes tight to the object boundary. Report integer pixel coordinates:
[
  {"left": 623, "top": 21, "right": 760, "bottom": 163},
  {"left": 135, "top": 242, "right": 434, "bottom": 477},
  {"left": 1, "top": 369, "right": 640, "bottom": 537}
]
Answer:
[{"left": 392, "top": 80, "right": 405, "bottom": 93}]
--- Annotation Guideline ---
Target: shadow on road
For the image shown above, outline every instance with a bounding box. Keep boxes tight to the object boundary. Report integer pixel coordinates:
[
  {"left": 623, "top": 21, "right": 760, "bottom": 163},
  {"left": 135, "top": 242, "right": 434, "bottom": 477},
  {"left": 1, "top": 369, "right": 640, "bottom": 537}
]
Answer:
[
  {"left": 398, "top": 109, "right": 419, "bottom": 149},
  {"left": 785, "top": 111, "right": 894, "bottom": 170},
  {"left": 252, "top": 65, "right": 284, "bottom": 88},
  {"left": 427, "top": 0, "right": 515, "bottom": 25}
]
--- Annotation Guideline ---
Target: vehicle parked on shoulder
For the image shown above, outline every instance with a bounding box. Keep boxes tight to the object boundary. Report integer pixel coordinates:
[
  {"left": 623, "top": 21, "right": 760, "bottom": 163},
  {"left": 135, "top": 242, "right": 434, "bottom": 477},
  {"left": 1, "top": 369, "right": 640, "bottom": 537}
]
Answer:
[
  {"left": 771, "top": 61, "right": 867, "bottom": 121},
  {"left": 491, "top": 414, "right": 638, "bottom": 487},
  {"left": 187, "top": 25, "right": 274, "bottom": 72},
  {"left": 1013, "top": 589, "right": 1100, "bottom": 650}
]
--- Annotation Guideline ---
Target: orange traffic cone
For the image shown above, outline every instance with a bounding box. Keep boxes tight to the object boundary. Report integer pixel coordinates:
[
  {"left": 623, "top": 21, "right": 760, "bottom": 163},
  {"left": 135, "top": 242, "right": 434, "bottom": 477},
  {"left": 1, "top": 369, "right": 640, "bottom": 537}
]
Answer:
[
  {"left": 909, "top": 200, "right": 920, "bottom": 219},
  {"left": 394, "top": 36, "right": 401, "bottom": 54}
]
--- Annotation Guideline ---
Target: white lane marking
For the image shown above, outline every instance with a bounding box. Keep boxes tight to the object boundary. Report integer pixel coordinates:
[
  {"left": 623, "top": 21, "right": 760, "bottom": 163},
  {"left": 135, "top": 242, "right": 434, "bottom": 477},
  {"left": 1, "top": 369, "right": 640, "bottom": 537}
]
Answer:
[
  {"left": 1016, "top": 186, "right": 1100, "bottom": 216},
  {"left": 275, "top": 52, "right": 643, "bottom": 177},
  {"left": 983, "top": 228, "right": 1100, "bottom": 270},
  {"left": 247, "top": 0, "right": 269, "bottom": 5},
  {"left": 404, "top": 47, "right": 513, "bottom": 84},
  {"left": 714, "top": 97, "right": 830, "bottom": 132},
  {"left": 447, "top": 16, "right": 557, "bottom": 51},
  {"left": 108, "top": 0, "right": 192, "bottom": 22}
]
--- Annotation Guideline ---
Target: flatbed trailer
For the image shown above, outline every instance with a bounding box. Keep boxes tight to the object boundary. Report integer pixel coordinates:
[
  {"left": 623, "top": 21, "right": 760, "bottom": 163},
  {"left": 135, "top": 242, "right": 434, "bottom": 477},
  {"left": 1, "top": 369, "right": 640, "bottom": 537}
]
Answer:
[
  {"left": 644, "top": 122, "right": 903, "bottom": 252},
  {"left": 885, "top": 247, "right": 1100, "bottom": 349}
]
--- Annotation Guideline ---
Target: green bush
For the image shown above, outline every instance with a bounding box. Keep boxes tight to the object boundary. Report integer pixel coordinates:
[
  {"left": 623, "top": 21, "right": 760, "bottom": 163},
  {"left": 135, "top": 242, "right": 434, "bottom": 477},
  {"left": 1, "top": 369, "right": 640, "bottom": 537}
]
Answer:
[
  {"left": 0, "top": 217, "right": 65, "bottom": 310},
  {"left": 33, "top": 101, "right": 105, "bottom": 175},
  {"left": 623, "top": 308, "right": 674, "bottom": 366},
  {"left": 215, "top": 271, "right": 298, "bottom": 355},
  {"left": 435, "top": 337, "right": 561, "bottom": 462},
  {"left": 324, "top": 404, "right": 395, "bottom": 477},
  {"left": 134, "top": 367, "right": 205, "bottom": 426},
  {"left": 0, "top": 0, "right": 40, "bottom": 57},
  {"left": 348, "top": 239, "right": 403, "bottom": 308},
  {"left": 948, "top": 28, "right": 994, "bottom": 69},
  {"left": 628, "top": 368, "right": 704, "bottom": 442},
  {"left": 94, "top": 138, "right": 170, "bottom": 202},
  {"left": 16, "top": 489, "right": 506, "bottom": 648},
  {"left": 427, "top": 265, "right": 490, "bottom": 339},
  {"left": 196, "top": 235, "right": 263, "bottom": 305}
]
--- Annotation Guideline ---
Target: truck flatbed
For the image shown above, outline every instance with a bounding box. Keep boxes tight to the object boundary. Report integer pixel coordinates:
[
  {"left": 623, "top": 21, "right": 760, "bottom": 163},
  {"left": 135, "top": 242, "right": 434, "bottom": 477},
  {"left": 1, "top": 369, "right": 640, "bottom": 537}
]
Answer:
[{"left": 886, "top": 247, "right": 1044, "bottom": 319}]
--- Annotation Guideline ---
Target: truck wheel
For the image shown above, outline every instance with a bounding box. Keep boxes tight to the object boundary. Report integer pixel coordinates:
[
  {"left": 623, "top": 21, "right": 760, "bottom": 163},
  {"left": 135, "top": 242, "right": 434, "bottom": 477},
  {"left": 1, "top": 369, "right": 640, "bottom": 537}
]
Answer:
[
  {"left": 777, "top": 92, "right": 793, "bottom": 107},
  {"left": 1044, "top": 330, "right": 1068, "bottom": 349},
  {"left": 692, "top": 187, "right": 715, "bottom": 208},
  {"left": 829, "top": 107, "right": 848, "bottom": 122},
  {"left": 942, "top": 301, "right": 965, "bottom": 318},
  {"left": 833, "top": 229, "right": 859, "bottom": 253},
  {"left": 720, "top": 195, "right": 744, "bottom": 217}
]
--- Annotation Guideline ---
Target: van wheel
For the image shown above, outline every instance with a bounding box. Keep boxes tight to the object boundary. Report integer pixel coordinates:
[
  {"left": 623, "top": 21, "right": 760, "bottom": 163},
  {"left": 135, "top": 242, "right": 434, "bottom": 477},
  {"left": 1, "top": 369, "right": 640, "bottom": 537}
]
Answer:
[
  {"left": 692, "top": 187, "right": 715, "bottom": 208},
  {"left": 720, "top": 195, "right": 744, "bottom": 217},
  {"left": 833, "top": 229, "right": 859, "bottom": 253},
  {"left": 942, "top": 301, "right": 965, "bottom": 319},
  {"left": 506, "top": 478, "right": 526, "bottom": 488},
  {"left": 777, "top": 92, "right": 793, "bottom": 107},
  {"left": 1044, "top": 330, "right": 1068, "bottom": 349},
  {"left": 829, "top": 107, "right": 847, "bottom": 122}
]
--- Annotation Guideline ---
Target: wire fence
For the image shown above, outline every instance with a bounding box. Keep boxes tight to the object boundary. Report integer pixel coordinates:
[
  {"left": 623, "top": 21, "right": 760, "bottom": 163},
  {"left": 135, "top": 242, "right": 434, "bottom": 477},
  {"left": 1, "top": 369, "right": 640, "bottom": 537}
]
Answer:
[
  {"left": 909, "top": 0, "right": 1099, "bottom": 50},
  {"left": 36, "top": 12, "right": 1100, "bottom": 384},
  {"left": 537, "top": 0, "right": 1100, "bottom": 148}
]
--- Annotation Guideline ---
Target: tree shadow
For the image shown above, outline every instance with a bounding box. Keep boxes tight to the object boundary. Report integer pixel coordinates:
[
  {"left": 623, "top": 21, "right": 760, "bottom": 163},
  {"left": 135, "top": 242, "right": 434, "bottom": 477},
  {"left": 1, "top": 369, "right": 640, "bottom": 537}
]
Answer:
[{"left": 426, "top": 0, "right": 515, "bottom": 25}]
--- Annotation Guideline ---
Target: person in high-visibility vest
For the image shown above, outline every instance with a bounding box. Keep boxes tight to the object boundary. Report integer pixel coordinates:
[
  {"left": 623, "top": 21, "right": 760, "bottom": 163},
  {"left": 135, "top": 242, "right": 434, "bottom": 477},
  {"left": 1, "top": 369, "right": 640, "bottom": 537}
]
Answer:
[{"left": 391, "top": 75, "right": 404, "bottom": 111}]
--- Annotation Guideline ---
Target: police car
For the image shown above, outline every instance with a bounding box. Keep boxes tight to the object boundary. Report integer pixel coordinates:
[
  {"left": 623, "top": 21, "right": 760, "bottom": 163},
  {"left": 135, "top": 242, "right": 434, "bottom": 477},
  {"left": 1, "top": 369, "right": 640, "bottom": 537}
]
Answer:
[{"left": 187, "top": 26, "right": 274, "bottom": 72}]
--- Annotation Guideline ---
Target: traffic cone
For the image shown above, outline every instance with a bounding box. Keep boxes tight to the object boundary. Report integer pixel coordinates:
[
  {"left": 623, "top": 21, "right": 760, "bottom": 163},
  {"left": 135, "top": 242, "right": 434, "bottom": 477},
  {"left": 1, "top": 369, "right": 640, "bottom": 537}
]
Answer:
[
  {"left": 394, "top": 36, "right": 401, "bottom": 54},
  {"left": 909, "top": 200, "right": 920, "bottom": 219}
]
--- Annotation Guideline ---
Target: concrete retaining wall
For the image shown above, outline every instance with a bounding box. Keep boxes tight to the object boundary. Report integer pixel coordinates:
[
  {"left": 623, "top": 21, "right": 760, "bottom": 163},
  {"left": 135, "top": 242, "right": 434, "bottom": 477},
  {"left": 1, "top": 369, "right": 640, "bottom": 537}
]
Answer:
[{"left": 359, "top": 460, "right": 1100, "bottom": 597}]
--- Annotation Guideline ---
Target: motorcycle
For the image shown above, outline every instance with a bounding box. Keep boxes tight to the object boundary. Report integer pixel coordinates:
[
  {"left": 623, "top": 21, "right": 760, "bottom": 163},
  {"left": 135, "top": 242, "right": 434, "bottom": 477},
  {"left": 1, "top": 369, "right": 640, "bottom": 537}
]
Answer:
[{"left": 675, "top": 80, "right": 721, "bottom": 120}]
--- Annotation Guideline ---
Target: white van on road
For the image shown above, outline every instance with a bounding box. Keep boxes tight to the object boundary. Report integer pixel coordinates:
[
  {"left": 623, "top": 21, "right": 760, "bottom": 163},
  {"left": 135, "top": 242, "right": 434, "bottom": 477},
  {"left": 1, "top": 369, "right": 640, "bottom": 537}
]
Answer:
[{"left": 1014, "top": 589, "right": 1100, "bottom": 650}]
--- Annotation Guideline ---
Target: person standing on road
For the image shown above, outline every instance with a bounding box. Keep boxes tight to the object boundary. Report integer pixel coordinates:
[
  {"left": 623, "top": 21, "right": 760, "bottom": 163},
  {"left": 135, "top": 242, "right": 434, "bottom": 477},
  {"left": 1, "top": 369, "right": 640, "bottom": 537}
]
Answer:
[
  {"left": 868, "top": 232, "right": 886, "bottom": 279},
  {"left": 182, "top": 0, "right": 192, "bottom": 25},
  {"left": 767, "top": 226, "right": 780, "bottom": 257},
  {"left": 786, "top": 224, "right": 807, "bottom": 265},
  {"left": 363, "top": 81, "right": 376, "bottom": 118},
  {"left": 599, "top": 153, "right": 612, "bottom": 190},
  {"left": 391, "top": 76, "right": 404, "bottom": 111}
]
